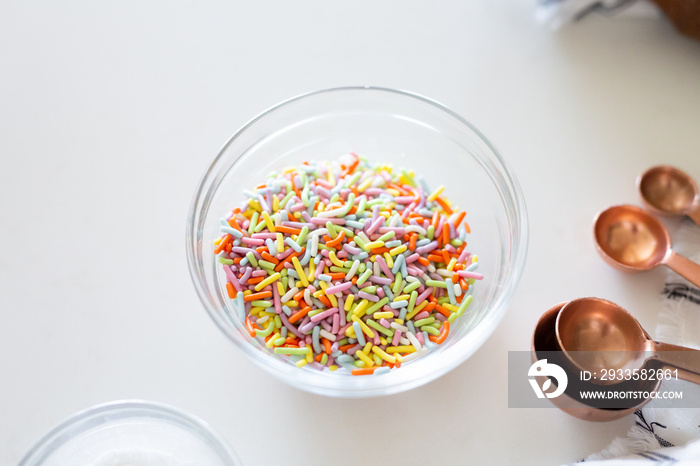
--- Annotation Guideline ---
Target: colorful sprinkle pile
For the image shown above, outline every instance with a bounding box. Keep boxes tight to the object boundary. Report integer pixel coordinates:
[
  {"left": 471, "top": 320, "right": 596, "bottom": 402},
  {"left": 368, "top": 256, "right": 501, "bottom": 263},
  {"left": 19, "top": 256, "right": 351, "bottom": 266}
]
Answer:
[{"left": 214, "top": 154, "right": 483, "bottom": 375}]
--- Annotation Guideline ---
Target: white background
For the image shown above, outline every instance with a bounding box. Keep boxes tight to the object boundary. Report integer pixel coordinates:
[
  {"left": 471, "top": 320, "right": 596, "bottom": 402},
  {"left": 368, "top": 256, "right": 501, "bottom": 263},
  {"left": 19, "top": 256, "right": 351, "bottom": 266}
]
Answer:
[{"left": 2, "top": 1, "right": 699, "bottom": 464}]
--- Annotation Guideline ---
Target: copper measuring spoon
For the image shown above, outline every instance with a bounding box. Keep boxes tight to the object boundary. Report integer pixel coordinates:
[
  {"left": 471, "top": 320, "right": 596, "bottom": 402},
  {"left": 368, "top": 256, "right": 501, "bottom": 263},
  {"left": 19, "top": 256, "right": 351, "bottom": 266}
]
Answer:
[
  {"left": 532, "top": 302, "right": 658, "bottom": 421},
  {"left": 555, "top": 298, "right": 700, "bottom": 386},
  {"left": 593, "top": 204, "right": 700, "bottom": 288},
  {"left": 638, "top": 166, "right": 700, "bottom": 226}
]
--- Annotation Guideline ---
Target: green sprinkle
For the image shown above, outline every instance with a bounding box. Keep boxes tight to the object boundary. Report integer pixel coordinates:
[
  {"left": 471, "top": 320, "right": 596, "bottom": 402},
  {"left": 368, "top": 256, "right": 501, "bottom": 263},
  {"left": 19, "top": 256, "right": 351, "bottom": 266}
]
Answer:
[
  {"left": 258, "top": 259, "right": 275, "bottom": 270},
  {"left": 366, "top": 297, "right": 390, "bottom": 315},
  {"left": 274, "top": 315, "right": 282, "bottom": 328},
  {"left": 356, "top": 197, "right": 367, "bottom": 217},
  {"left": 326, "top": 221, "right": 337, "bottom": 237},
  {"left": 356, "top": 268, "right": 372, "bottom": 286},
  {"left": 447, "top": 313, "right": 458, "bottom": 324},
  {"left": 403, "top": 280, "right": 421, "bottom": 294},
  {"left": 407, "top": 290, "right": 417, "bottom": 314},
  {"left": 274, "top": 347, "right": 311, "bottom": 355},
  {"left": 296, "top": 226, "right": 309, "bottom": 246},
  {"left": 354, "top": 359, "right": 365, "bottom": 368},
  {"left": 414, "top": 317, "right": 435, "bottom": 327},
  {"left": 366, "top": 318, "right": 393, "bottom": 337},
  {"left": 362, "top": 286, "right": 377, "bottom": 294},
  {"left": 248, "top": 212, "right": 259, "bottom": 234},
  {"left": 421, "top": 325, "right": 440, "bottom": 336},
  {"left": 392, "top": 272, "right": 403, "bottom": 295},
  {"left": 246, "top": 251, "right": 258, "bottom": 267},
  {"left": 218, "top": 257, "right": 234, "bottom": 265},
  {"left": 457, "top": 295, "right": 473, "bottom": 317},
  {"left": 425, "top": 279, "right": 447, "bottom": 289},
  {"left": 251, "top": 300, "right": 272, "bottom": 308},
  {"left": 378, "top": 231, "right": 396, "bottom": 242},
  {"left": 321, "top": 353, "right": 329, "bottom": 365},
  {"left": 337, "top": 338, "right": 349, "bottom": 346},
  {"left": 427, "top": 225, "right": 435, "bottom": 240},
  {"left": 255, "top": 324, "right": 274, "bottom": 337},
  {"left": 273, "top": 337, "right": 286, "bottom": 346}
]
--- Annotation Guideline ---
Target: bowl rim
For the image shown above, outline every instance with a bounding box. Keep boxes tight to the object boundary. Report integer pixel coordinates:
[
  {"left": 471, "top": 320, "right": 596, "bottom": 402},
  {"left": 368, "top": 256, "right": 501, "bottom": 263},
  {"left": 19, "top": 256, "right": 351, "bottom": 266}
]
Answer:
[
  {"left": 18, "top": 399, "right": 241, "bottom": 465},
  {"left": 186, "top": 86, "right": 529, "bottom": 397}
]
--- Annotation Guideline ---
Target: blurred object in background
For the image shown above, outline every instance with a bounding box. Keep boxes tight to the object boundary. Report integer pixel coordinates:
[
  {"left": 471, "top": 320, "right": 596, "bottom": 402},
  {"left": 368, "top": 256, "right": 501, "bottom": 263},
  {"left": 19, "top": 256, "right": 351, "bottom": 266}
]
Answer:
[{"left": 536, "top": 0, "right": 700, "bottom": 40}]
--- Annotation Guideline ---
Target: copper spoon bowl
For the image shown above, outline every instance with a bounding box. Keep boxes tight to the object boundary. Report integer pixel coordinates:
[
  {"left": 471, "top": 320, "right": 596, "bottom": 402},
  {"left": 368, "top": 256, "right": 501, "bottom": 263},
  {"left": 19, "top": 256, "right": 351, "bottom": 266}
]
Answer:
[
  {"left": 555, "top": 298, "right": 700, "bottom": 386},
  {"left": 638, "top": 166, "right": 700, "bottom": 226},
  {"left": 531, "top": 302, "right": 658, "bottom": 422},
  {"left": 593, "top": 204, "right": 700, "bottom": 288}
]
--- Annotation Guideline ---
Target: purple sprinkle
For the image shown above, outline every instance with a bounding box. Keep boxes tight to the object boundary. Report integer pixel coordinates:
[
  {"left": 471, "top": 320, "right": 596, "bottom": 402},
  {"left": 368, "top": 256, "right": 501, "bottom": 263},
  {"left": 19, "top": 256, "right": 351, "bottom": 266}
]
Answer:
[
  {"left": 358, "top": 291, "right": 379, "bottom": 302},
  {"left": 369, "top": 276, "right": 392, "bottom": 286},
  {"left": 415, "top": 241, "right": 438, "bottom": 255},
  {"left": 416, "top": 287, "right": 434, "bottom": 305}
]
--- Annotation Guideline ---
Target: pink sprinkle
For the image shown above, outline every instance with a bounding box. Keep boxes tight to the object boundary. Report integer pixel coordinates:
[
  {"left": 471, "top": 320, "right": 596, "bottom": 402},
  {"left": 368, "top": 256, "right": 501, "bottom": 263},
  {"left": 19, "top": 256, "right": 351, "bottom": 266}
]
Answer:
[
  {"left": 241, "top": 237, "right": 264, "bottom": 246},
  {"left": 379, "top": 318, "right": 391, "bottom": 328},
  {"left": 457, "top": 271, "right": 483, "bottom": 280},
  {"left": 414, "top": 311, "right": 430, "bottom": 321},
  {"left": 311, "top": 307, "right": 338, "bottom": 322},
  {"left": 392, "top": 329, "right": 402, "bottom": 346},
  {"left": 332, "top": 313, "right": 340, "bottom": 334},
  {"left": 223, "top": 265, "right": 242, "bottom": 291},
  {"left": 325, "top": 282, "right": 353, "bottom": 295}
]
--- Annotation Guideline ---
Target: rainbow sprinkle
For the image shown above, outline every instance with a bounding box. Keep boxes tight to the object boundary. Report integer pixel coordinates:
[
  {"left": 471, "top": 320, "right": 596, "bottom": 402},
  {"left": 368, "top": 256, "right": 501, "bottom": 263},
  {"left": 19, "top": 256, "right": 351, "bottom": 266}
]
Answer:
[{"left": 215, "top": 154, "right": 483, "bottom": 375}]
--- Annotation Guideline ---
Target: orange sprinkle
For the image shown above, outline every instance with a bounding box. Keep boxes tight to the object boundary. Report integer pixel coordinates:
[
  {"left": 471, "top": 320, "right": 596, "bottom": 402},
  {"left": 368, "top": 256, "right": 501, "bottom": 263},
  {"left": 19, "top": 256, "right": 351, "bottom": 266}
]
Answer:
[
  {"left": 339, "top": 344, "right": 356, "bottom": 352},
  {"left": 317, "top": 295, "right": 332, "bottom": 308},
  {"left": 288, "top": 306, "right": 311, "bottom": 324},
  {"left": 275, "top": 225, "right": 302, "bottom": 235},
  {"left": 247, "top": 276, "right": 264, "bottom": 285},
  {"left": 284, "top": 337, "right": 300, "bottom": 346},
  {"left": 424, "top": 302, "right": 437, "bottom": 313},
  {"left": 452, "top": 272, "right": 460, "bottom": 283},
  {"left": 351, "top": 367, "right": 378, "bottom": 376},
  {"left": 227, "top": 218, "right": 243, "bottom": 232},
  {"left": 434, "top": 305, "right": 451, "bottom": 318},
  {"left": 453, "top": 211, "right": 466, "bottom": 229},
  {"left": 436, "top": 197, "right": 453, "bottom": 214},
  {"left": 442, "top": 226, "right": 450, "bottom": 247},
  {"left": 464, "top": 222, "right": 471, "bottom": 234},
  {"left": 244, "top": 290, "right": 272, "bottom": 302},
  {"left": 261, "top": 251, "right": 279, "bottom": 265},
  {"left": 409, "top": 234, "right": 417, "bottom": 251},
  {"left": 441, "top": 249, "right": 451, "bottom": 265},
  {"left": 417, "top": 257, "right": 430, "bottom": 267},
  {"left": 244, "top": 316, "right": 258, "bottom": 337},
  {"left": 226, "top": 282, "right": 236, "bottom": 299},
  {"left": 427, "top": 253, "right": 444, "bottom": 263},
  {"left": 321, "top": 338, "right": 332, "bottom": 354},
  {"left": 325, "top": 230, "right": 345, "bottom": 248},
  {"left": 234, "top": 257, "right": 242, "bottom": 264},
  {"left": 430, "top": 322, "right": 450, "bottom": 344},
  {"left": 327, "top": 272, "right": 345, "bottom": 281},
  {"left": 314, "top": 353, "right": 324, "bottom": 362},
  {"left": 293, "top": 290, "right": 305, "bottom": 302},
  {"left": 214, "top": 234, "right": 232, "bottom": 254},
  {"left": 432, "top": 211, "right": 439, "bottom": 230},
  {"left": 371, "top": 247, "right": 391, "bottom": 255}
]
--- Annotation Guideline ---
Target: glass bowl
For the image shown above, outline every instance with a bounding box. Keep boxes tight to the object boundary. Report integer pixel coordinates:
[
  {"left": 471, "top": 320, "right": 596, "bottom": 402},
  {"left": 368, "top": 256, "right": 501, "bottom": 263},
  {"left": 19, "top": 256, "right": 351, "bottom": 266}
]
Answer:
[
  {"left": 19, "top": 400, "right": 241, "bottom": 465},
  {"left": 187, "top": 87, "right": 528, "bottom": 397}
]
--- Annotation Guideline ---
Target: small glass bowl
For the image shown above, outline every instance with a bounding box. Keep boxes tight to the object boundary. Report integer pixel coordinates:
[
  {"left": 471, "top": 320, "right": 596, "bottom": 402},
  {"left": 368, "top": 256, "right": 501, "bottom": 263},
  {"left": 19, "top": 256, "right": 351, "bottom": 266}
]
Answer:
[
  {"left": 19, "top": 400, "right": 241, "bottom": 465},
  {"left": 187, "top": 87, "right": 528, "bottom": 397}
]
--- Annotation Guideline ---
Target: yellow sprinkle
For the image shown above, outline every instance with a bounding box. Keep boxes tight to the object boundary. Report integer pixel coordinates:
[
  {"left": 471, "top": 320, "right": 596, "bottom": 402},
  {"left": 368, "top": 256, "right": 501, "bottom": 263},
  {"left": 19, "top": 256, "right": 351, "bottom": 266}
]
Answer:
[
  {"left": 386, "top": 345, "right": 417, "bottom": 353},
  {"left": 344, "top": 294, "right": 355, "bottom": 311},
  {"left": 249, "top": 306, "right": 265, "bottom": 316},
  {"left": 296, "top": 359, "right": 308, "bottom": 368},
  {"left": 372, "top": 346, "right": 396, "bottom": 363},
  {"left": 446, "top": 258, "right": 457, "bottom": 271},
  {"left": 261, "top": 211, "right": 275, "bottom": 232},
  {"left": 380, "top": 336, "right": 387, "bottom": 346},
  {"left": 386, "top": 188, "right": 400, "bottom": 196},
  {"left": 373, "top": 311, "right": 394, "bottom": 320},
  {"left": 443, "top": 303, "right": 459, "bottom": 313},
  {"left": 352, "top": 299, "right": 370, "bottom": 318},
  {"left": 305, "top": 350, "right": 313, "bottom": 363},
  {"left": 427, "top": 185, "right": 445, "bottom": 202},
  {"left": 362, "top": 342, "right": 373, "bottom": 355},
  {"left": 276, "top": 233, "right": 284, "bottom": 253},
  {"left": 383, "top": 252, "right": 394, "bottom": 268},
  {"left": 405, "top": 299, "right": 429, "bottom": 321},
  {"left": 329, "top": 365, "right": 338, "bottom": 371},
  {"left": 358, "top": 178, "right": 372, "bottom": 192},
  {"left": 472, "top": 255, "right": 479, "bottom": 263},
  {"left": 394, "top": 352, "right": 404, "bottom": 362},
  {"left": 390, "top": 245, "right": 407, "bottom": 256},
  {"left": 345, "top": 325, "right": 357, "bottom": 338},
  {"left": 326, "top": 162, "right": 335, "bottom": 185},
  {"left": 242, "top": 289, "right": 252, "bottom": 296},
  {"left": 318, "top": 281, "right": 338, "bottom": 307},
  {"left": 248, "top": 200, "right": 262, "bottom": 212},
  {"left": 292, "top": 257, "right": 309, "bottom": 287},
  {"left": 328, "top": 251, "right": 345, "bottom": 267},
  {"left": 393, "top": 294, "right": 410, "bottom": 302},
  {"left": 254, "top": 272, "right": 281, "bottom": 292},
  {"left": 307, "top": 260, "right": 315, "bottom": 283},
  {"left": 364, "top": 241, "right": 384, "bottom": 250},
  {"left": 355, "top": 349, "right": 374, "bottom": 367},
  {"left": 266, "top": 333, "right": 280, "bottom": 348},
  {"left": 272, "top": 195, "right": 279, "bottom": 212},
  {"left": 351, "top": 315, "right": 375, "bottom": 338},
  {"left": 213, "top": 237, "right": 222, "bottom": 246},
  {"left": 276, "top": 281, "right": 285, "bottom": 296},
  {"left": 394, "top": 318, "right": 404, "bottom": 325}
]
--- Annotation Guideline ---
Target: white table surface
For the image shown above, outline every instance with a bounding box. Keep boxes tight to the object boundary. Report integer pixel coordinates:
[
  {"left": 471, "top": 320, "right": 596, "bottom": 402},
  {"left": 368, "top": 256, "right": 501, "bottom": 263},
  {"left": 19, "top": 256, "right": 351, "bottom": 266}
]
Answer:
[{"left": 2, "top": 1, "right": 699, "bottom": 464}]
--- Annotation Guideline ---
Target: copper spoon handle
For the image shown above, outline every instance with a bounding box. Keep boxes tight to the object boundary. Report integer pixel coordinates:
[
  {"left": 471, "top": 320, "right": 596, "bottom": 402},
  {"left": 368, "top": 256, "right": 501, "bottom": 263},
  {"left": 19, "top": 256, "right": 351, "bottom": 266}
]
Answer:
[
  {"left": 663, "top": 251, "right": 700, "bottom": 288},
  {"left": 651, "top": 341, "right": 700, "bottom": 384},
  {"left": 689, "top": 203, "right": 700, "bottom": 226}
]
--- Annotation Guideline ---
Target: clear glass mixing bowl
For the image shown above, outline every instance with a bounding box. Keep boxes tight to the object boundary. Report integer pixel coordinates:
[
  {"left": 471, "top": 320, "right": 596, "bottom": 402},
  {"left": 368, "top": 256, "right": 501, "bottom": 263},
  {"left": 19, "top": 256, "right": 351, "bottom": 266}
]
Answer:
[
  {"left": 187, "top": 87, "right": 528, "bottom": 397},
  {"left": 19, "top": 400, "right": 241, "bottom": 465}
]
